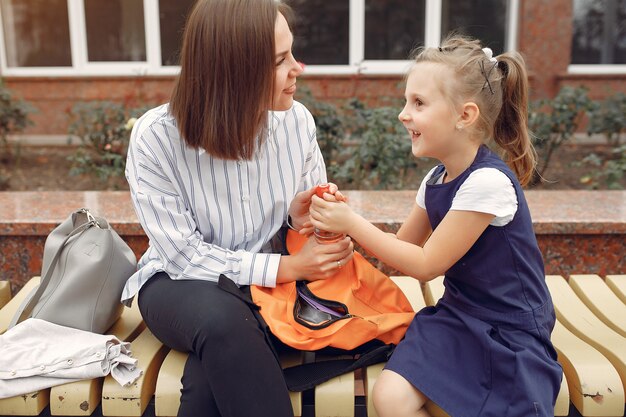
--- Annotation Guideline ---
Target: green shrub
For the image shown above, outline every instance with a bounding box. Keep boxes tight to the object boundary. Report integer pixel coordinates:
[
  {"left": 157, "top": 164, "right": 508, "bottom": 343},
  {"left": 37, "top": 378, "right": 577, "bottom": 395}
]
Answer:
[
  {"left": 295, "top": 85, "right": 345, "bottom": 178},
  {"left": 587, "top": 92, "right": 626, "bottom": 146},
  {"left": 297, "top": 89, "right": 423, "bottom": 189},
  {"left": 579, "top": 144, "right": 626, "bottom": 189},
  {"left": 67, "top": 101, "right": 149, "bottom": 183},
  {"left": 0, "top": 81, "right": 34, "bottom": 160},
  {"left": 529, "top": 86, "right": 595, "bottom": 178},
  {"left": 334, "top": 99, "right": 419, "bottom": 190}
]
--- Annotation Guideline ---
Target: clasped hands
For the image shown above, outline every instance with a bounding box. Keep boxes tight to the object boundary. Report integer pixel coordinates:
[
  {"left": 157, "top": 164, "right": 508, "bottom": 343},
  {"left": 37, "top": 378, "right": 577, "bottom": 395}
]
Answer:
[{"left": 285, "top": 184, "right": 355, "bottom": 281}]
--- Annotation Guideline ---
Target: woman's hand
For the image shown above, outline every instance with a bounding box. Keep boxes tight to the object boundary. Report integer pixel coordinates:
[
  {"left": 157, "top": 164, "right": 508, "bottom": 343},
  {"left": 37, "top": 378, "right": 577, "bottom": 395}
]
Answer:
[
  {"left": 309, "top": 194, "right": 357, "bottom": 236},
  {"left": 287, "top": 186, "right": 316, "bottom": 234},
  {"left": 277, "top": 235, "right": 354, "bottom": 283}
]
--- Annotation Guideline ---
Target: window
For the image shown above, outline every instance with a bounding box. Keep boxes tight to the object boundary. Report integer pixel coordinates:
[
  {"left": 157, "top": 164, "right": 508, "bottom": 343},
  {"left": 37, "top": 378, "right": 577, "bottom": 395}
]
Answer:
[
  {"left": 291, "top": 0, "right": 349, "bottom": 65},
  {"left": 0, "top": 0, "right": 519, "bottom": 76},
  {"left": 441, "top": 0, "right": 508, "bottom": 55},
  {"left": 0, "top": 0, "right": 72, "bottom": 67},
  {"left": 84, "top": 0, "right": 146, "bottom": 62},
  {"left": 159, "top": 0, "right": 195, "bottom": 66},
  {"left": 364, "top": 0, "right": 425, "bottom": 60},
  {"left": 570, "top": 0, "right": 626, "bottom": 73}
]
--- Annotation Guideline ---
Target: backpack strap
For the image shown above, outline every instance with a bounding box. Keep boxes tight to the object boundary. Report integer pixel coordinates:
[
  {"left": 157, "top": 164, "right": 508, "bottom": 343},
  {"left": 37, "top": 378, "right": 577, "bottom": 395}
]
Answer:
[{"left": 282, "top": 343, "right": 395, "bottom": 392}]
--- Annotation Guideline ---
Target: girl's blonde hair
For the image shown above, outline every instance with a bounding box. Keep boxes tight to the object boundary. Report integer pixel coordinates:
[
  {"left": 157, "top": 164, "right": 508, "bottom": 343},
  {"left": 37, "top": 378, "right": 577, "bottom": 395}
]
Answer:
[{"left": 411, "top": 35, "right": 536, "bottom": 185}]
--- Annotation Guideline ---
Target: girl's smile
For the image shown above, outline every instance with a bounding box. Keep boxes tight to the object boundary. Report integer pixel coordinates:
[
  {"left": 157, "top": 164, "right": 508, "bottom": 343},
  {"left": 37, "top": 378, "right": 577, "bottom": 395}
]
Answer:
[{"left": 409, "top": 129, "right": 421, "bottom": 142}]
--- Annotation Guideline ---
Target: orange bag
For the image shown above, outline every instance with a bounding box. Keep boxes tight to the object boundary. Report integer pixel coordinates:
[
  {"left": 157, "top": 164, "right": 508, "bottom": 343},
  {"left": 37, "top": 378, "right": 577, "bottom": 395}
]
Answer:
[{"left": 251, "top": 230, "right": 415, "bottom": 351}]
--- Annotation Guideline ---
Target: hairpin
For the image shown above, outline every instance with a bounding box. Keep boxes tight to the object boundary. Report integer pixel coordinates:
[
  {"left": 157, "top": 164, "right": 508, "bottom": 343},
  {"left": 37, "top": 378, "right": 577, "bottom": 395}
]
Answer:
[{"left": 479, "top": 60, "right": 498, "bottom": 95}]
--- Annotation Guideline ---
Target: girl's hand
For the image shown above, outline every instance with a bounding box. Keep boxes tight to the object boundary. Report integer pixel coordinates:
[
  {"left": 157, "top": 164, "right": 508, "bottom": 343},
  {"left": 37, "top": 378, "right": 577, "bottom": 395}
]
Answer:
[
  {"left": 316, "top": 183, "right": 348, "bottom": 203},
  {"left": 309, "top": 194, "right": 356, "bottom": 235},
  {"left": 289, "top": 183, "right": 347, "bottom": 236}
]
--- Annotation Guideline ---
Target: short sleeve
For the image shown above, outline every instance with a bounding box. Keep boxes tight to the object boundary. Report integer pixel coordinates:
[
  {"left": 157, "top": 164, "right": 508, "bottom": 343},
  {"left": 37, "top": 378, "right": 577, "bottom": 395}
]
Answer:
[
  {"left": 450, "top": 168, "right": 518, "bottom": 226},
  {"left": 416, "top": 166, "right": 439, "bottom": 209}
]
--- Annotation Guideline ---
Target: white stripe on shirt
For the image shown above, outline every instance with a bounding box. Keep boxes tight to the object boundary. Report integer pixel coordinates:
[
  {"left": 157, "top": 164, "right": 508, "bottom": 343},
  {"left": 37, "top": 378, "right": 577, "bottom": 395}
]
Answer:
[{"left": 121, "top": 101, "right": 326, "bottom": 305}]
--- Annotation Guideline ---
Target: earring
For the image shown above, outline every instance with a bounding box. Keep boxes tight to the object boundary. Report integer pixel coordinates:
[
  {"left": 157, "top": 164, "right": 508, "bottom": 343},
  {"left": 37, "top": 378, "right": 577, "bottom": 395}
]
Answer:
[{"left": 455, "top": 123, "right": 463, "bottom": 130}]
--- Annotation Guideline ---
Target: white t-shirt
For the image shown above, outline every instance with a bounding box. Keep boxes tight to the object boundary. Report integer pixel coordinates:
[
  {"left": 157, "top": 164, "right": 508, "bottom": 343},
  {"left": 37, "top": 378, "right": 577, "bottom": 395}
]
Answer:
[{"left": 416, "top": 167, "right": 518, "bottom": 227}]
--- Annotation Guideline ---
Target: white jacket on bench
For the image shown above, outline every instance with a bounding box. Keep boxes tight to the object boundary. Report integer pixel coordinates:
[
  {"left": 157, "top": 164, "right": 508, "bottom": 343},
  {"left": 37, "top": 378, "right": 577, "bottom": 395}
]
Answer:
[{"left": 0, "top": 318, "right": 142, "bottom": 399}]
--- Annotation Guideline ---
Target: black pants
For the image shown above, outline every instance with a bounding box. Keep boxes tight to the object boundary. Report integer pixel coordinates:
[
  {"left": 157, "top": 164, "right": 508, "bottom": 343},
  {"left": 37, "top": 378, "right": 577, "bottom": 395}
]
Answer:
[{"left": 138, "top": 272, "right": 294, "bottom": 417}]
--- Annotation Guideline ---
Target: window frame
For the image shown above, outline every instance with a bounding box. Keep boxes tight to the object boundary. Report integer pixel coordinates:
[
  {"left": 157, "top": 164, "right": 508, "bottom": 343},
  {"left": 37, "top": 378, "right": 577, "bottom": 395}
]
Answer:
[
  {"left": 0, "top": 0, "right": 522, "bottom": 76},
  {"left": 568, "top": 64, "right": 626, "bottom": 74}
]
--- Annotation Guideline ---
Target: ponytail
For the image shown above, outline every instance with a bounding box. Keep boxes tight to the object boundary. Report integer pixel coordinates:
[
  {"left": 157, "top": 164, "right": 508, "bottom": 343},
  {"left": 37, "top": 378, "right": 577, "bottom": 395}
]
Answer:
[{"left": 493, "top": 52, "right": 537, "bottom": 186}]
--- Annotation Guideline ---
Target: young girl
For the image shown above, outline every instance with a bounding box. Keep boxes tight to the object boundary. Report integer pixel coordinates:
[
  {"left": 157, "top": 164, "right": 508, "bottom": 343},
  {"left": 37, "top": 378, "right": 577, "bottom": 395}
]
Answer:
[{"left": 309, "top": 35, "right": 562, "bottom": 417}]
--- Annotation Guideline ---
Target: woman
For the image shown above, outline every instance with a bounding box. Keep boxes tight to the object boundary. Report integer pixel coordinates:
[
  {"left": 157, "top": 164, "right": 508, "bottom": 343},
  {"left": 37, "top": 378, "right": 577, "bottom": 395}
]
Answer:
[{"left": 121, "top": 1, "right": 354, "bottom": 416}]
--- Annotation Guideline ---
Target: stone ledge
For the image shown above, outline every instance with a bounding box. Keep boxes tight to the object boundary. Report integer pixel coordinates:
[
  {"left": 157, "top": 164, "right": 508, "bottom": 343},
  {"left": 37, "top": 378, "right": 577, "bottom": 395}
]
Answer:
[
  {"left": 1, "top": 190, "right": 624, "bottom": 235},
  {"left": 0, "top": 190, "right": 624, "bottom": 292}
]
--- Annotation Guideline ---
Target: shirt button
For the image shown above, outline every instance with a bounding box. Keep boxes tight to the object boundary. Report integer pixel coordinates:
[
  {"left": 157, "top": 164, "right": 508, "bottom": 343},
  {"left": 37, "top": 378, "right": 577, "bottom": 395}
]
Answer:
[
  {"left": 67, "top": 359, "right": 73, "bottom": 365},
  {"left": 95, "top": 352, "right": 102, "bottom": 358},
  {"left": 39, "top": 365, "right": 45, "bottom": 371},
  {"left": 242, "top": 196, "right": 249, "bottom": 202},
  {"left": 10, "top": 370, "right": 16, "bottom": 376},
  {"left": 237, "top": 161, "right": 244, "bottom": 165}
]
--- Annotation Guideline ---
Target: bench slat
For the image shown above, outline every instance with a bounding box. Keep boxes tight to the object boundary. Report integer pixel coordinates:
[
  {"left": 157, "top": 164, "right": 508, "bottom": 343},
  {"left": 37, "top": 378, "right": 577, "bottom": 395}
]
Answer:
[
  {"left": 50, "top": 380, "right": 101, "bottom": 417},
  {"left": 606, "top": 275, "right": 626, "bottom": 304},
  {"left": 154, "top": 350, "right": 186, "bottom": 417},
  {"left": 555, "top": 376, "right": 570, "bottom": 417},
  {"left": 546, "top": 275, "right": 626, "bottom": 394},
  {"left": 552, "top": 319, "right": 624, "bottom": 416},
  {"left": 0, "top": 390, "right": 50, "bottom": 416},
  {"left": 569, "top": 274, "right": 626, "bottom": 337},
  {"left": 0, "top": 281, "right": 10, "bottom": 310},
  {"left": 0, "top": 276, "right": 40, "bottom": 334},
  {"left": 390, "top": 276, "right": 425, "bottom": 311},
  {"left": 364, "top": 363, "right": 383, "bottom": 417},
  {"left": 0, "top": 277, "right": 48, "bottom": 416},
  {"left": 280, "top": 352, "right": 305, "bottom": 417},
  {"left": 314, "top": 369, "right": 355, "bottom": 417},
  {"left": 101, "top": 328, "right": 169, "bottom": 416},
  {"left": 423, "top": 276, "right": 445, "bottom": 307},
  {"left": 49, "top": 303, "right": 145, "bottom": 416}
]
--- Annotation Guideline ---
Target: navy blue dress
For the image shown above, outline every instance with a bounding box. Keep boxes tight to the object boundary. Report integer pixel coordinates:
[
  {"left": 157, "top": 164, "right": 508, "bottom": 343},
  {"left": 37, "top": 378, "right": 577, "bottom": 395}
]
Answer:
[{"left": 385, "top": 146, "right": 562, "bottom": 417}]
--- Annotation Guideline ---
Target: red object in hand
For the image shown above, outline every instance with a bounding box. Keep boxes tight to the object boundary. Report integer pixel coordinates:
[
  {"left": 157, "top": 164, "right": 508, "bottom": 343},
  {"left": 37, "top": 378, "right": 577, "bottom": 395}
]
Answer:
[
  {"left": 315, "top": 183, "right": 331, "bottom": 198},
  {"left": 313, "top": 183, "right": 345, "bottom": 244}
]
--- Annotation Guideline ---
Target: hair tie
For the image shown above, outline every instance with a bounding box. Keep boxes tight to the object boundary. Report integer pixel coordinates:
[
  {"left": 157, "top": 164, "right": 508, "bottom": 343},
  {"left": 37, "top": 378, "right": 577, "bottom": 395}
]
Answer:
[{"left": 482, "top": 47, "right": 497, "bottom": 63}]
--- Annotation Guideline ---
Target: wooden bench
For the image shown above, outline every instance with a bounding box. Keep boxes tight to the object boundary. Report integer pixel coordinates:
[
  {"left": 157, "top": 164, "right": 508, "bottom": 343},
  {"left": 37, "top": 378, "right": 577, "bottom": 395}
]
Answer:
[{"left": 1, "top": 275, "right": 625, "bottom": 417}]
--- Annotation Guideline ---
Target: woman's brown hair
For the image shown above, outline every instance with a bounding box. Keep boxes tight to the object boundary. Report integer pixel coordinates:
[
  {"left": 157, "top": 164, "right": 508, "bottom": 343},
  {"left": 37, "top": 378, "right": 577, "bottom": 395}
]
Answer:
[
  {"left": 411, "top": 35, "right": 537, "bottom": 186},
  {"left": 170, "top": 0, "right": 284, "bottom": 160}
]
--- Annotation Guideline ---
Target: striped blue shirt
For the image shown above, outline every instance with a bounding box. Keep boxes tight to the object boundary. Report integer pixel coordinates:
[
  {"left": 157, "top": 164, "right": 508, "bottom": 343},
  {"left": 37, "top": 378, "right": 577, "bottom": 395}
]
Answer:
[{"left": 121, "top": 101, "right": 326, "bottom": 305}]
